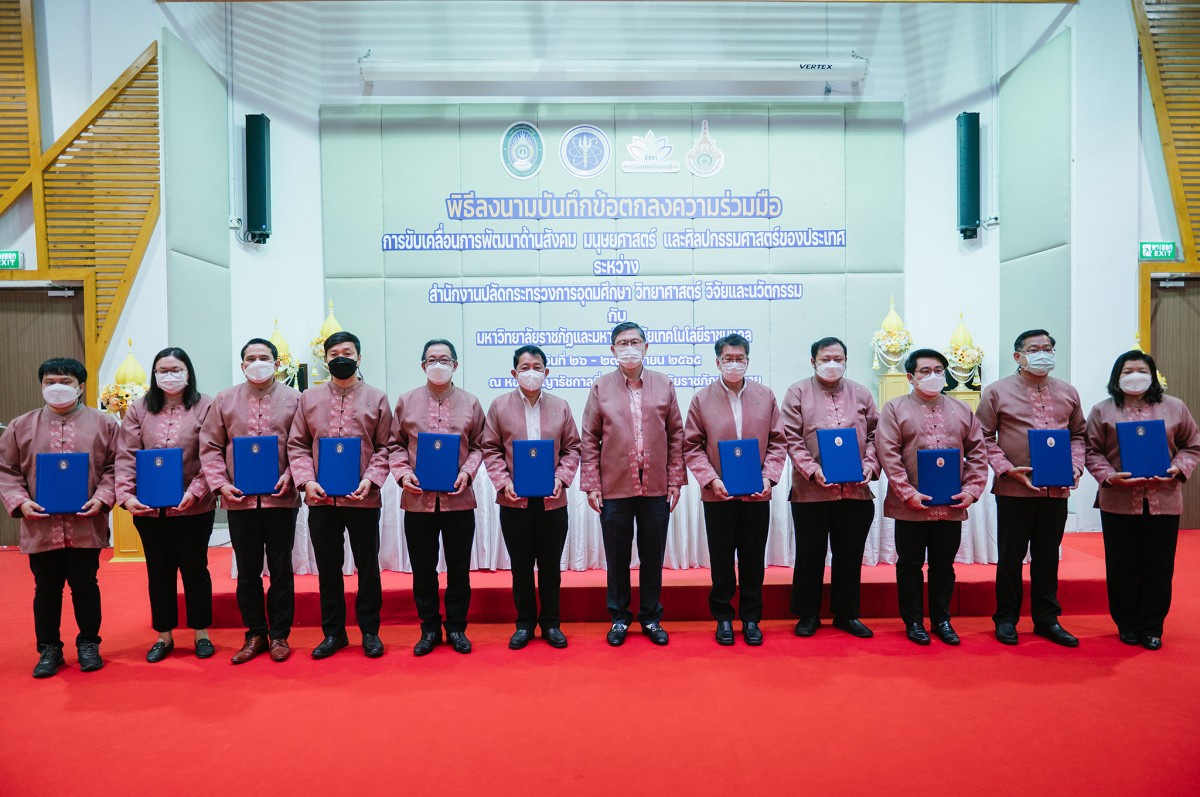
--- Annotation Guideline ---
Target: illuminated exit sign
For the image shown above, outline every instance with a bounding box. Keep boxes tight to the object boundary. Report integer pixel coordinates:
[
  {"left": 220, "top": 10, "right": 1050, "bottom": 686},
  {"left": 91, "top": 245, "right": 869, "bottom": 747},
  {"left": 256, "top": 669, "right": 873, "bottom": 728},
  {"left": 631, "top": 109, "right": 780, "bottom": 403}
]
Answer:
[{"left": 1140, "top": 241, "right": 1176, "bottom": 260}]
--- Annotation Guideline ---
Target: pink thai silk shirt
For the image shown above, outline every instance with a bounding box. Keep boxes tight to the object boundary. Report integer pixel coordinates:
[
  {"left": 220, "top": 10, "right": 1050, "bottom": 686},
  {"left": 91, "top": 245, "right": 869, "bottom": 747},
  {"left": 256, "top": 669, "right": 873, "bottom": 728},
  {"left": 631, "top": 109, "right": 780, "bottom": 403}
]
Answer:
[
  {"left": 200, "top": 380, "right": 302, "bottom": 510},
  {"left": 683, "top": 379, "right": 787, "bottom": 503},
  {"left": 481, "top": 389, "right": 582, "bottom": 511},
  {"left": 1084, "top": 395, "right": 1200, "bottom": 516},
  {"left": 975, "top": 372, "right": 1086, "bottom": 499},
  {"left": 287, "top": 380, "right": 392, "bottom": 509},
  {"left": 580, "top": 367, "right": 686, "bottom": 499},
  {"left": 0, "top": 404, "right": 118, "bottom": 554},
  {"left": 389, "top": 384, "right": 485, "bottom": 513},
  {"left": 781, "top": 376, "right": 880, "bottom": 503},
  {"left": 116, "top": 396, "right": 216, "bottom": 517},
  {"left": 877, "top": 391, "right": 988, "bottom": 522}
]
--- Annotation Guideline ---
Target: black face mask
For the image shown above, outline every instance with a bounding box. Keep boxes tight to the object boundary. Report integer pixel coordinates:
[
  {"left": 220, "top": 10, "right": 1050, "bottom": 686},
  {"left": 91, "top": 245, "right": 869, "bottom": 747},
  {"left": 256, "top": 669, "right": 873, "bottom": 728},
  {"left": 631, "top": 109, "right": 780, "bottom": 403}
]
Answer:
[{"left": 327, "top": 356, "right": 358, "bottom": 380}]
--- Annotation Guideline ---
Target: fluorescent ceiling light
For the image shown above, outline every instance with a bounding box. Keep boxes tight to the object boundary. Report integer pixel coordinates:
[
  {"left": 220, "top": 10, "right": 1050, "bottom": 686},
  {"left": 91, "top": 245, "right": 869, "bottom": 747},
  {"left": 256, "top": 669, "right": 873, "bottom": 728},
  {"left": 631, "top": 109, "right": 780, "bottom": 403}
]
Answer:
[{"left": 359, "top": 58, "right": 868, "bottom": 84}]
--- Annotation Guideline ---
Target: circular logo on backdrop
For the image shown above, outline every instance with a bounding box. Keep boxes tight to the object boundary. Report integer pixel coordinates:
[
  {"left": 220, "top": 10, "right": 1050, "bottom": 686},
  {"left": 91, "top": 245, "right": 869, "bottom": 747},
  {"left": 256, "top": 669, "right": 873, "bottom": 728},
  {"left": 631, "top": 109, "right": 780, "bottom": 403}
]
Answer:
[
  {"left": 560, "top": 125, "right": 611, "bottom": 178},
  {"left": 501, "top": 122, "right": 544, "bottom": 180},
  {"left": 58, "top": 459, "right": 69, "bottom": 471}
]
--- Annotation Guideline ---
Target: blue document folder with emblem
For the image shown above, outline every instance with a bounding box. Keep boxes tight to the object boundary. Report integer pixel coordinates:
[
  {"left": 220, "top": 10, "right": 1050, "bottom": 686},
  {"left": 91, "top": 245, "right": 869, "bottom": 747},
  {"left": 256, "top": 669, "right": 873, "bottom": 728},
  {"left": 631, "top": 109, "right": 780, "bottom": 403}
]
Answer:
[
  {"left": 136, "top": 447, "right": 184, "bottom": 508},
  {"left": 1028, "top": 429, "right": 1074, "bottom": 488},
  {"left": 917, "top": 448, "right": 961, "bottom": 507},
  {"left": 815, "top": 428, "right": 863, "bottom": 484},
  {"left": 513, "top": 439, "right": 555, "bottom": 498},
  {"left": 416, "top": 432, "right": 460, "bottom": 493},
  {"left": 718, "top": 438, "right": 763, "bottom": 497},
  {"left": 317, "top": 437, "right": 361, "bottom": 497},
  {"left": 35, "top": 452, "right": 89, "bottom": 515},
  {"left": 1116, "top": 419, "right": 1171, "bottom": 478},
  {"left": 233, "top": 435, "right": 280, "bottom": 496}
]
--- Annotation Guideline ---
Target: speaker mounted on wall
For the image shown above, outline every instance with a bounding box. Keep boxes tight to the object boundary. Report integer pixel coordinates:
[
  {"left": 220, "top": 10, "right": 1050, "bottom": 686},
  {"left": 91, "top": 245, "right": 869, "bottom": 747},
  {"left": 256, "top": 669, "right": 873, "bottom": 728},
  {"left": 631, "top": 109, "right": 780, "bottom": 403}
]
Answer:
[
  {"left": 956, "top": 111, "right": 980, "bottom": 240},
  {"left": 245, "top": 114, "right": 271, "bottom": 245}
]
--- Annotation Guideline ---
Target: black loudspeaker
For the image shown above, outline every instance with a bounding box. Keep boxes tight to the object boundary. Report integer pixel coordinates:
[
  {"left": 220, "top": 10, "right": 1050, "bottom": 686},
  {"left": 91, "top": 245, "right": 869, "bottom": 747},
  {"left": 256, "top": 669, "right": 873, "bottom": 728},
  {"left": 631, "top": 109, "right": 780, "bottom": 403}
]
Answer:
[
  {"left": 956, "top": 111, "right": 980, "bottom": 240},
  {"left": 245, "top": 114, "right": 271, "bottom": 244}
]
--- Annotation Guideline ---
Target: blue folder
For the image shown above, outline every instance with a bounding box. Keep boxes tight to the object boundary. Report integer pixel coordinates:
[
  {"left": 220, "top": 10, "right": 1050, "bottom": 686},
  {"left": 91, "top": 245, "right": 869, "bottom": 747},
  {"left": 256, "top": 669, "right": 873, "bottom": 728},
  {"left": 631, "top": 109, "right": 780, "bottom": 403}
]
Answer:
[
  {"left": 1028, "top": 429, "right": 1074, "bottom": 488},
  {"left": 718, "top": 439, "right": 764, "bottom": 497},
  {"left": 816, "top": 428, "right": 864, "bottom": 484},
  {"left": 317, "top": 437, "right": 361, "bottom": 497},
  {"left": 416, "top": 432, "right": 461, "bottom": 493},
  {"left": 34, "top": 452, "right": 89, "bottom": 515},
  {"left": 136, "top": 447, "right": 184, "bottom": 509},
  {"left": 1116, "top": 419, "right": 1172, "bottom": 478},
  {"left": 233, "top": 435, "right": 280, "bottom": 496},
  {"left": 513, "top": 439, "right": 555, "bottom": 498},
  {"left": 917, "top": 448, "right": 962, "bottom": 507}
]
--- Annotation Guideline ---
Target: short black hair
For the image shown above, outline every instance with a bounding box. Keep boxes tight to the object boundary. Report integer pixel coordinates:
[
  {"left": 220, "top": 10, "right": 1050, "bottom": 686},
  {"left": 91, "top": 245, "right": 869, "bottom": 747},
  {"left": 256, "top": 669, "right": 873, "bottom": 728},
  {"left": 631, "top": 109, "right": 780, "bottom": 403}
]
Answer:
[
  {"left": 905, "top": 348, "right": 949, "bottom": 375},
  {"left": 240, "top": 337, "right": 278, "bottom": 361},
  {"left": 1106, "top": 350, "right": 1164, "bottom": 407},
  {"left": 811, "top": 336, "right": 848, "bottom": 359},
  {"left": 38, "top": 357, "right": 86, "bottom": 384},
  {"left": 513, "top": 345, "right": 547, "bottom": 368},
  {"left": 713, "top": 334, "right": 750, "bottom": 357},
  {"left": 1013, "top": 329, "right": 1056, "bottom": 352},
  {"left": 146, "top": 347, "right": 201, "bottom": 413},
  {"left": 323, "top": 331, "right": 361, "bottom": 356},
  {"left": 422, "top": 339, "right": 458, "bottom": 362},
  {"left": 610, "top": 322, "right": 646, "bottom": 344}
]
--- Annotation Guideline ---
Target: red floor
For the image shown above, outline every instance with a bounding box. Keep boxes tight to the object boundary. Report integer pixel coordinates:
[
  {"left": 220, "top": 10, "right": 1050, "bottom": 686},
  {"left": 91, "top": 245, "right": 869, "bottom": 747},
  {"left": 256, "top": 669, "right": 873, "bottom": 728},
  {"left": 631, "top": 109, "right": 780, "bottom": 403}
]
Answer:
[{"left": 1, "top": 532, "right": 1198, "bottom": 796}]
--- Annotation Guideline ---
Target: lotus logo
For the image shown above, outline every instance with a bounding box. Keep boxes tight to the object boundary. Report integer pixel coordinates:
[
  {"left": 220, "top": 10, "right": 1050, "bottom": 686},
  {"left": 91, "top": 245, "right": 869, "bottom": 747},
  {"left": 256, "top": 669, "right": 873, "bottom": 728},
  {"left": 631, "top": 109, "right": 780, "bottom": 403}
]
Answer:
[
  {"left": 58, "top": 459, "right": 69, "bottom": 470},
  {"left": 936, "top": 457, "right": 945, "bottom": 468},
  {"left": 621, "top": 130, "right": 681, "bottom": 174}
]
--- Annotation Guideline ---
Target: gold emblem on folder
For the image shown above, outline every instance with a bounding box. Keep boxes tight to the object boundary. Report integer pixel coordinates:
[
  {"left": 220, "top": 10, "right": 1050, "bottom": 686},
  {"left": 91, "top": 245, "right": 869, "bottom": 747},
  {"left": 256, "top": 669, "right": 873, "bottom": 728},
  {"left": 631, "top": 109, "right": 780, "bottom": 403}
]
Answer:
[
  {"left": 734, "top": 447, "right": 743, "bottom": 458},
  {"left": 1136, "top": 426, "right": 1146, "bottom": 437},
  {"left": 335, "top": 443, "right": 344, "bottom": 454},
  {"left": 58, "top": 459, "right": 69, "bottom": 470},
  {"left": 154, "top": 456, "right": 164, "bottom": 467},
  {"left": 434, "top": 439, "right": 443, "bottom": 451},
  {"left": 936, "top": 457, "right": 945, "bottom": 468},
  {"left": 1046, "top": 437, "right": 1056, "bottom": 448},
  {"left": 251, "top": 443, "right": 261, "bottom": 454},
  {"left": 529, "top": 447, "right": 538, "bottom": 458}
]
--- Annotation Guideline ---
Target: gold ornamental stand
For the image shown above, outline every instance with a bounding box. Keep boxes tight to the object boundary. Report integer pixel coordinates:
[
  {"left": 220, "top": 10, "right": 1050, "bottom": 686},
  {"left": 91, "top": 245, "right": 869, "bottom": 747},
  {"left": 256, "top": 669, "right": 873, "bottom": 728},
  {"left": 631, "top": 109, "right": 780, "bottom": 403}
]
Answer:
[{"left": 109, "top": 505, "right": 144, "bottom": 562}]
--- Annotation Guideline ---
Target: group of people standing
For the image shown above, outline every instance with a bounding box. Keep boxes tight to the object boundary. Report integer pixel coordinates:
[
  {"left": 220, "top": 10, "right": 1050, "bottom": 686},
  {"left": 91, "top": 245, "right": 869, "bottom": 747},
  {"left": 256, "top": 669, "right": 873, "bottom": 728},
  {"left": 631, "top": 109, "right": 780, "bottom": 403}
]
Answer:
[{"left": 1, "top": 323, "right": 1197, "bottom": 680}]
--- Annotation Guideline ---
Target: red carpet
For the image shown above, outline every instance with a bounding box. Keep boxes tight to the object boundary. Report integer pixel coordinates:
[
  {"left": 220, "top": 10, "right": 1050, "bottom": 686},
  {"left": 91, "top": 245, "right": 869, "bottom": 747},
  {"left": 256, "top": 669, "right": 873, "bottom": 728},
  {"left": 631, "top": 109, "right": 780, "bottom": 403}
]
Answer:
[{"left": 1, "top": 532, "right": 1198, "bottom": 796}]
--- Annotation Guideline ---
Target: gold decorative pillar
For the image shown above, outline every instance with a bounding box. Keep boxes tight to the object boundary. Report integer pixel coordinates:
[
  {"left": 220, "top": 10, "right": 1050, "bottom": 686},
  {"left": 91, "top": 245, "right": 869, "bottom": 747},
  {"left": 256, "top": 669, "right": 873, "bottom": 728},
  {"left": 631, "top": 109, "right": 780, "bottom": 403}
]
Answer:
[{"left": 109, "top": 507, "right": 143, "bottom": 562}]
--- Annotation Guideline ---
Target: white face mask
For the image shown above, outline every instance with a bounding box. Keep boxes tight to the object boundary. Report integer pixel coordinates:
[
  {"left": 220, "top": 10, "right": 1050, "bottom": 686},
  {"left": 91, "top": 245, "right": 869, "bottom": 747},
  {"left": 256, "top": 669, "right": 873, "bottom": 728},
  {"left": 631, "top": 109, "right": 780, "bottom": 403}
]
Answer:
[
  {"left": 43, "top": 384, "right": 80, "bottom": 409},
  {"left": 156, "top": 371, "right": 188, "bottom": 393},
  {"left": 1118, "top": 372, "right": 1153, "bottom": 395},
  {"left": 815, "top": 361, "right": 846, "bottom": 381},
  {"left": 425, "top": 362, "right": 454, "bottom": 386},
  {"left": 719, "top": 361, "right": 747, "bottom": 381},
  {"left": 244, "top": 360, "right": 276, "bottom": 383},
  {"left": 1022, "top": 351, "right": 1055, "bottom": 376},
  {"left": 914, "top": 372, "right": 946, "bottom": 396},
  {"left": 616, "top": 346, "right": 644, "bottom": 367},
  {"left": 516, "top": 369, "right": 546, "bottom": 392}
]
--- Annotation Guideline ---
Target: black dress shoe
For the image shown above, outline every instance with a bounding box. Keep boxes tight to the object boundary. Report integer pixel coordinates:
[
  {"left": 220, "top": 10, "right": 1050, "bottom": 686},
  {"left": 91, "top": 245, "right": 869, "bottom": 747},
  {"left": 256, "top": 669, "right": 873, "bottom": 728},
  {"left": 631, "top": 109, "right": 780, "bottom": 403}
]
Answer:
[
  {"left": 146, "top": 640, "right": 174, "bottom": 663},
  {"left": 906, "top": 622, "right": 931, "bottom": 646},
  {"left": 1034, "top": 623, "right": 1079, "bottom": 648},
  {"left": 742, "top": 621, "right": 764, "bottom": 646},
  {"left": 1141, "top": 635, "right": 1163, "bottom": 651},
  {"left": 195, "top": 638, "right": 216, "bottom": 659},
  {"left": 641, "top": 622, "right": 669, "bottom": 646},
  {"left": 447, "top": 631, "right": 472, "bottom": 654},
  {"left": 362, "top": 633, "right": 384, "bottom": 658},
  {"left": 77, "top": 642, "right": 104, "bottom": 672},
  {"left": 1118, "top": 629, "right": 1140, "bottom": 646},
  {"left": 715, "top": 620, "right": 735, "bottom": 646},
  {"left": 543, "top": 627, "right": 568, "bottom": 649},
  {"left": 33, "top": 647, "right": 64, "bottom": 679},
  {"left": 794, "top": 616, "right": 820, "bottom": 637},
  {"left": 833, "top": 618, "right": 874, "bottom": 638},
  {"left": 508, "top": 628, "right": 532, "bottom": 650},
  {"left": 995, "top": 623, "right": 1019, "bottom": 645},
  {"left": 413, "top": 630, "right": 442, "bottom": 657},
  {"left": 606, "top": 622, "right": 629, "bottom": 647},
  {"left": 311, "top": 634, "right": 349, "bottom": 659},
  {"left": 932, "top": 620, "right": 961, "bottom": 646}
]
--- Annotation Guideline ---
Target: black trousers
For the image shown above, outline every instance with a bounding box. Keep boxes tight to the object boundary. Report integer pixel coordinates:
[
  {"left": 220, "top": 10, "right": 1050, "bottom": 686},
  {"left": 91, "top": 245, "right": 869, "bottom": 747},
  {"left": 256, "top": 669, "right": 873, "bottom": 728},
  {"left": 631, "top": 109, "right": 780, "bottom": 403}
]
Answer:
[
  {"left": 993, "top": 496, "right": 1068, "bottom": 626},
  {"left": 894, "top": 519, "right": 962, "bottom": 625},
  {"left": 1100, "top": 508, "right": 1180, "bottom": 637},
  {"left": 405, "top": 508, "right": 476, "bottom": 634},
  {"left": 228, "top": 507, "right": 298, "bottom": 640},
  {"left": 499, "top": 499, "right": 568, "bottom": 631},
  {"left": 703, "top": 500, "right": 770, "bottom": 622},
  {"left": 134, "top": 510, "right": 215, "bottom": 632},
  {"left": 28, "top": 547, "right": 102, "bottom": 652},
  {"left": 308, "top": 505, "right": 382, "bottom": 637},
  {"left": 790, "top": 500, "right": 875, "bottom": 620},
  {"left": 600, "top": 495, "right": 670, "bottom": 626}
]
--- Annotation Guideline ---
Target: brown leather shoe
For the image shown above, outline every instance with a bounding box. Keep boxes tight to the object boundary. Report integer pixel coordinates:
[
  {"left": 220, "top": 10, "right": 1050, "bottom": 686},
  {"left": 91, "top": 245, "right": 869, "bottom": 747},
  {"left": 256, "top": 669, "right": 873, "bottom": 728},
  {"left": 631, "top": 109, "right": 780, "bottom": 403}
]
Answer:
[
  {"left": 268, "top": 638, "right": 291, "bottom": 662},
  {"left": 231, "top": 635, "right": 268, "bottom": 664}
]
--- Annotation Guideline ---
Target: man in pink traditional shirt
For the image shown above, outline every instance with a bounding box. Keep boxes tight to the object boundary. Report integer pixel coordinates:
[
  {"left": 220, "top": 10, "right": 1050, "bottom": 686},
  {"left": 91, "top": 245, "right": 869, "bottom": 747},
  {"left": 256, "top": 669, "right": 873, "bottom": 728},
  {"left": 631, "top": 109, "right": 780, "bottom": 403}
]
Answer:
[
  {"left": 877, "top": 348, "right": 988, "bottom": 646},
  {"left": 0, "top": 358, "right": 118, "bottom": 678},
  {"left": 976, "top": 329, "right": 1085, "bottom": 648},
  {"left": 581, "top": 322, "right": 686, "bottom": 647}
]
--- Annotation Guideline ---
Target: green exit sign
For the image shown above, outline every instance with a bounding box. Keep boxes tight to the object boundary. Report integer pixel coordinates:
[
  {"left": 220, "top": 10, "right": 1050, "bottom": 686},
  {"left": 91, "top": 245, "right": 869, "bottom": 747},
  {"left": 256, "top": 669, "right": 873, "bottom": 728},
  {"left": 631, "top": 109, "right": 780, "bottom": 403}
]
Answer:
[
  {"left": 1140, "top": 241, "right": 1176, "bottom": 260},
  {"left": 0, "top": 250, "right": 21, "bottom": 269}
]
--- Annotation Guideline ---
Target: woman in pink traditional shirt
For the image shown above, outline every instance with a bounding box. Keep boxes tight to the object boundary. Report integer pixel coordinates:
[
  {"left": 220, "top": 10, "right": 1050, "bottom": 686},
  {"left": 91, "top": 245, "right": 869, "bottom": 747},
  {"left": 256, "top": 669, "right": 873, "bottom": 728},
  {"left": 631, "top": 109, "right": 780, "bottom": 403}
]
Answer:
[
  {"left": 1085, "top": 350, "right": 1200, "bottom": 650},
  {"left": 116, "top": 347, "right": 216, "bottom": 663}
]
